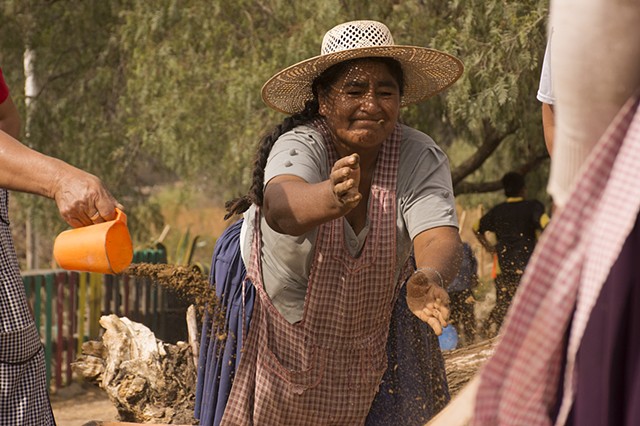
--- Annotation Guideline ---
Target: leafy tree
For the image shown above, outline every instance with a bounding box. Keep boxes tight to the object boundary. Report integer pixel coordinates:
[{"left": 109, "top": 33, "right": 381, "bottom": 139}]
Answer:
[
  {"left": 0, "top": 0, "right": 163, "bottom": 266},
  {"left": 393, "top": 0, "right": 550, "bottom": 199},
  {"left": 114, "top": 0, "right": 550, "bottom": 200},
  {"left": 0, "top": 0, "right": 551, "bottom": 267}
]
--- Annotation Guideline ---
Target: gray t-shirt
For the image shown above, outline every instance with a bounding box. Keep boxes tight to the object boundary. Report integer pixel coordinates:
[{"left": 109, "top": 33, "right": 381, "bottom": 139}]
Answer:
[{"left": 241, "top": 124, "right": 458, "bottom": 323}]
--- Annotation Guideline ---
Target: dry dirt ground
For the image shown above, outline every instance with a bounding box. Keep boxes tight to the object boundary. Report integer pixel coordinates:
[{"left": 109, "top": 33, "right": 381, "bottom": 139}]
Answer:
[{"left": 51, "top": 382, "right": 119, "bottom": 426}]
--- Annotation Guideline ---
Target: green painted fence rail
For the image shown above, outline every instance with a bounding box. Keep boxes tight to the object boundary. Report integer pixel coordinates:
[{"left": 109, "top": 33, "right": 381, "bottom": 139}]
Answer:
[{"left": 21, "top": 246, "right": 190, "bottom": 391}]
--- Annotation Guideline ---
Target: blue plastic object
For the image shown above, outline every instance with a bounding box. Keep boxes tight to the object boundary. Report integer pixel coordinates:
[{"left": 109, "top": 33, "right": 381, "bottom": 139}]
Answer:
[{"left": 438, "top": 324, "right": 459, "bottom": 350}]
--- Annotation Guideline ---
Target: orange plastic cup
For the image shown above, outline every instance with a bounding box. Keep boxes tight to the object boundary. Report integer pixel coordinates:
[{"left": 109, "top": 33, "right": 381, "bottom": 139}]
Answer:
[{"left": 53, "top": 208, "right": 133, "bottom": 274}]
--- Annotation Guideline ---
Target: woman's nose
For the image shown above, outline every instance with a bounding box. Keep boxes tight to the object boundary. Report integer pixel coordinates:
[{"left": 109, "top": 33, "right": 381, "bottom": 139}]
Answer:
[{"left": 359, "top": 91, "right": 382, "bottom": 112}]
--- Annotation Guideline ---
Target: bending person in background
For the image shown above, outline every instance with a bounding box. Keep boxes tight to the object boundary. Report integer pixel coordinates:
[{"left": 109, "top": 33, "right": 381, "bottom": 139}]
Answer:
[
  {"left": 0, "top": 67, "right": 123, "bottom": 425},
  {"left": 197, "top": 20, "right": 464, "bottom": 426},
  {"left": 474, "top": 171, "right": 548, "bottom": 336}
]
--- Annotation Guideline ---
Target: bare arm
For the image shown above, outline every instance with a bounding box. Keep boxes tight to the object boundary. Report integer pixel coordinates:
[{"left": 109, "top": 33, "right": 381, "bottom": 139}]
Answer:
[
  {"left": 263, "top": 153, "right": 361, "bottom": 235},
  {"left": 0, "top": 94, "right": 21, "bottom": 139},
  {"left": 406, "top": 226, "right": 462, "bottom": 335},
  {"left": 548, "top": 0, "right": 640, "bottom": 207},
  {"left": 0, "top": 129, "right": 122, "bottom": 227},
  {"left": 0, "top": 79, "right": 122, "bottom": 228},
  {"left": 541, "top": 102, "right": 554, "bottom": 156},
  {"left": 413, "top": 226, "right": 462, "bottom": 286},
  {"left": 474, "top": 230, "right": 496, "bottom": 254}
]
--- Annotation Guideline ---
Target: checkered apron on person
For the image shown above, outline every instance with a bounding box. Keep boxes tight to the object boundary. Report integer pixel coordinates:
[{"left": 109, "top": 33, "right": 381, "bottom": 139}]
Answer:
[
  {"left": 473, "top": 93, "right": 640, "bottom": 425},
  {"left": 0, "top": 189, "right": 56, "bottom": 425},
  {"left": 221, "top": 121, "right": 410, "bottom": 425}
]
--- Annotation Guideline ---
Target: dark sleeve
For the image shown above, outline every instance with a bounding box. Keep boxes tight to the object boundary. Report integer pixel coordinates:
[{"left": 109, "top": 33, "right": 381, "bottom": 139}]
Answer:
[
  {"left": 0, "top": 68, "right": 9, "bottom": 104},
  {"left": 531, "top": 200, "right": 546, "bottom": 229},
  {"left": 477, "top": 209, "right": 494, "bottom": 234}
]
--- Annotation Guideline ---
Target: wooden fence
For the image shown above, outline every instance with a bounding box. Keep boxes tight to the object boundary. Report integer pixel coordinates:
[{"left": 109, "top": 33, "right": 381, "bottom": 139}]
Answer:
[{"left": 22, "top": 247, "right": 191, "bottom": 391}]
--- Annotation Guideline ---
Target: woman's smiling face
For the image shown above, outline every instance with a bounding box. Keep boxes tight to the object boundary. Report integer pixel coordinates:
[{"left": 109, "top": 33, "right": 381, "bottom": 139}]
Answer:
[{"left": 318, "top": 59, "right": 401, "bottom": 156}]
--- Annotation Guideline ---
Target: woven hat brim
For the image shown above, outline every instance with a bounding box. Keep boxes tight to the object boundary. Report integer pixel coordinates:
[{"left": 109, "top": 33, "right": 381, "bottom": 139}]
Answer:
[{"left": 261, "top": 45, "right": 464, "bottom": 115}]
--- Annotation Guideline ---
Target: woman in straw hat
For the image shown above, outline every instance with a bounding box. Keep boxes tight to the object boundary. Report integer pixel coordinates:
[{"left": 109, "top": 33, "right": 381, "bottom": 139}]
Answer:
[{"left": 198, "top": 20, "right": 464, "bottom": 425}]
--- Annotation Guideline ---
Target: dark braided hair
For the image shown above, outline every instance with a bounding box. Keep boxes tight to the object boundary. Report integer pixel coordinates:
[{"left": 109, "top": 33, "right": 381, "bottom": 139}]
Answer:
[
  {"left": 224, "top": 57, "right": 404, "bottom": 220},
  {"left": 224, "top": 99, "right": 321, "bottom": 219}
]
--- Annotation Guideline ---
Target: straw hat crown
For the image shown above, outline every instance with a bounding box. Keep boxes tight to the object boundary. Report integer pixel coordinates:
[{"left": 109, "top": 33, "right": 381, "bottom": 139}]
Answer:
[
  {"left": 261, "top": 20, "right": 464, "bottom": 115},
  {"left": 321, "top": 20, "right": 395, "bottom": 54}
]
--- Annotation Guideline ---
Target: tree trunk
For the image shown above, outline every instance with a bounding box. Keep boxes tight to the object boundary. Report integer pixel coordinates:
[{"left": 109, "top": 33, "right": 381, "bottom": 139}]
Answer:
[
  {"left": 73, "top": 313, "right": 497, "bottom": 424},
  {"left": 23, "top": 47, "right": 38, "bottom": 269}
]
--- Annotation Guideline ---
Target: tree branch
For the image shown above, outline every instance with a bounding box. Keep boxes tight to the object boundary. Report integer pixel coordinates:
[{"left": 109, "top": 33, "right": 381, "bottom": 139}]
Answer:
[
  {"left": 454, "top": 153, "right": 549, "bottom": 194},
  {"left": 450, "top": 120, "right": 518, "bottom": 185}
]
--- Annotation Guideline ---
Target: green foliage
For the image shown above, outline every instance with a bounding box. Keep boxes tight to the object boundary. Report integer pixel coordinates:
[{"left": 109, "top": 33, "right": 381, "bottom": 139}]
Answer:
[
  {"left": 396, "top": 0, "right": 550, "bottom": 197},
  {"left": 0, "top": 0, "right": 552, "bottom": 265},
  {"left": 1, "top": 0, "right": 163, "bottom": 248}
]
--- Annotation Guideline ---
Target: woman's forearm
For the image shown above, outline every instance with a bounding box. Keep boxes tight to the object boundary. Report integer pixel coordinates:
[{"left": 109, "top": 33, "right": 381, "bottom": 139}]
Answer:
[
  {"left": 263, "top": 152, "right": 362, "bottom": 235},
  {"left": 263, "top": 176, "right": 349, "bottom": 235},
  {"left": 0, "top": 129, "right": 122, "bottom": 228},
  {"left": 0, "top": 95, "right": 20, "bottom": 139},
  {"left": 0, "top": 130, "right": 67, "bottom": 198},
  {"left": 413, "top": 226, "right": 462, "bottom": 288}
]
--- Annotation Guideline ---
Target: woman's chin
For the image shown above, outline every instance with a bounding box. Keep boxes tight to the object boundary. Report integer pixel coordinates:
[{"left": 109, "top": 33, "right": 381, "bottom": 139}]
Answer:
[{"left": 349, "top": 130, "right": 387, "bottom": 146}]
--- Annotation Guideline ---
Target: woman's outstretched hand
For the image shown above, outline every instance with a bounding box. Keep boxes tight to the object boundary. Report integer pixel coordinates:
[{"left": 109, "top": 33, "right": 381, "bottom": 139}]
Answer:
[
  {"left": 406, "top": 269, "right": 450, "bottom": 335},
  {"left": 330, "top": 153, "right": 361, "bottom": 211}
]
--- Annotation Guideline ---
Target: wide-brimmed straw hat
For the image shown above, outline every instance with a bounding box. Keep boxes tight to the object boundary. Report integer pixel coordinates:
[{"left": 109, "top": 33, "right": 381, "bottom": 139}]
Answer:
[{"left": 261, "top": 20, "right": 464, "bottom": 115}]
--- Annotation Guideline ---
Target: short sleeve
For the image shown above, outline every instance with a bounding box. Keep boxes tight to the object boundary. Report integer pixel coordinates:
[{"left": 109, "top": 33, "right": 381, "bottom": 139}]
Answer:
[
  {"left": 537, "top": 28, "right": 555, "bottom": 105},
  {"left": 0, "top": 68, "right": 9, "bottom": 104},
  {"left": 398, "top": 126, "right": 458, "bottom": 240},
  {"left": 264, "top": 127, "right": 329, "bottom": 186}
]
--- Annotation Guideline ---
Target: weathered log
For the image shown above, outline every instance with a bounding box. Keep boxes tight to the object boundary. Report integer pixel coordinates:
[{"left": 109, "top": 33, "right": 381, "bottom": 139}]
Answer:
[
  {"left": 442, "top": 336, "right": 498, "bottom": 396},
  {"left": 73, "top": 315, "right": 197, "bottom": 425},
  {"left": 425, "top": 337, "right": 499, "bottom": 426}
]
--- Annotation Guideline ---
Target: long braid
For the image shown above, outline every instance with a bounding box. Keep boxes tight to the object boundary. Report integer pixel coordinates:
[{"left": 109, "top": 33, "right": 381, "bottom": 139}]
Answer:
[{"left": 224, "top": 99, "right": 320, "bottom": 219}]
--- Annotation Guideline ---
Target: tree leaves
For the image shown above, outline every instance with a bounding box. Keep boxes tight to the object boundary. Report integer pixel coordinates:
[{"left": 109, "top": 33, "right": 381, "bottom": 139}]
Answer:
[{"left": 0, "top": 0, "right": 552, "bottom": 252}]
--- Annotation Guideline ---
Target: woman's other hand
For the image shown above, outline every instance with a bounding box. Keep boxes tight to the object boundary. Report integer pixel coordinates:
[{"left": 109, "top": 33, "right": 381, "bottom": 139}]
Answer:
[
  {"left": 410, "top": 227, "right": 462, "bottom": 335},
  {"left": 406, "top": 269, "right": 451, "bottom": 335}
]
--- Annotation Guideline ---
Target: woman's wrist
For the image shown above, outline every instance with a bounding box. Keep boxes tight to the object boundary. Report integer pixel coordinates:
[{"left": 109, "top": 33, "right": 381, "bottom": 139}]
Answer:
[{"left": 414, "top": 266, "right": 445, "bottom": 288}]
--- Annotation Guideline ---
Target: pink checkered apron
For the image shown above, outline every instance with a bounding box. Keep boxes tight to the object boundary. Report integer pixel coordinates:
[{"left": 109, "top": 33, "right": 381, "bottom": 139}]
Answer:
[
  {"left": 473, "top": 93, "right": 640, "bottom": 425},
  {"left": 221, "top": 122, "right": 407, "bottom": 425}
]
